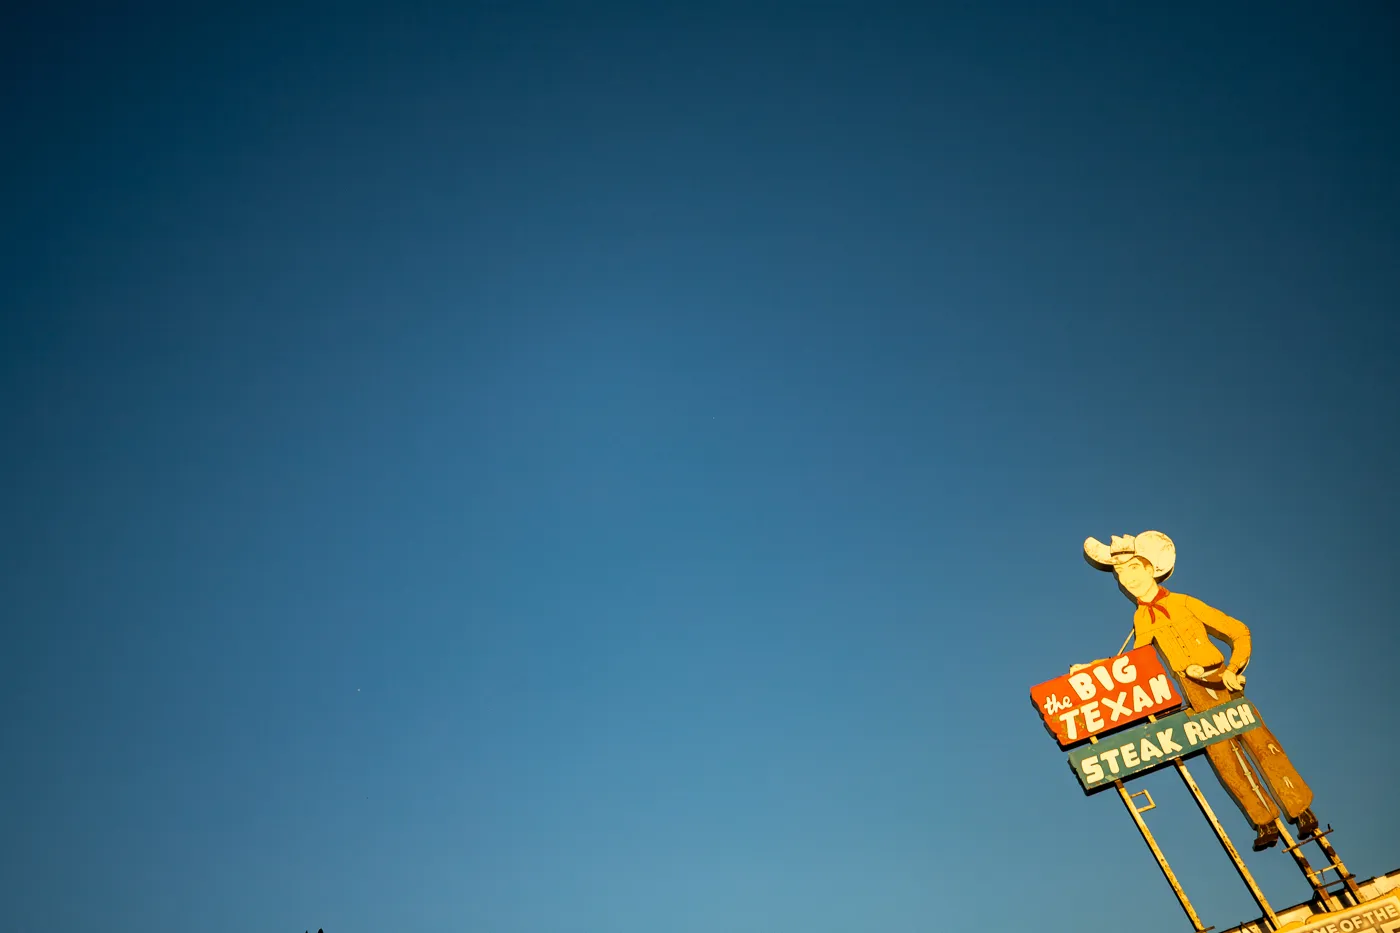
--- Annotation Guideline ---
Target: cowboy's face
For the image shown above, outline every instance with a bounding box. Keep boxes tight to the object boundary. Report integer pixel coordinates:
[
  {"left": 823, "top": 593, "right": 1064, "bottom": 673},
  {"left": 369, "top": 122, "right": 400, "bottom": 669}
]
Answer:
[{"left": 1114, "top": 558, "right": 1157, "bottom": 598}]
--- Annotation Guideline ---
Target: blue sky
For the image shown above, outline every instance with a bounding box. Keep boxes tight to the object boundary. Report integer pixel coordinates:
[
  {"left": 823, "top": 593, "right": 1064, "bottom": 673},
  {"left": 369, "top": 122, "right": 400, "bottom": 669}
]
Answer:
[{"left": 3, "top": 4, "right": 1398, "bottom": 932}]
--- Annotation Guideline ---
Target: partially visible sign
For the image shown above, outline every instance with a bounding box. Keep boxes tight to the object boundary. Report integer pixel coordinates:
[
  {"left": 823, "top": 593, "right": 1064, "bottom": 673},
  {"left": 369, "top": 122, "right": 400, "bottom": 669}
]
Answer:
[
  {"left": 1066, "top": 696, "right": 1261, "bottom": 792},
  {"left": 1030, "top": 647, "right": 1182, "bottom": 747},
  {"left": 1295, "top": 895, "right": 1400, "bottom": 933}
]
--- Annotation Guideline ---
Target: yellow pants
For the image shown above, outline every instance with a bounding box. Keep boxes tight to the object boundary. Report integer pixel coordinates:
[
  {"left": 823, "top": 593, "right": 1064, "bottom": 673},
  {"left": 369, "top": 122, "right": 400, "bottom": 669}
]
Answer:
[{"left": 1180, "top": 678, "right": 1313, "bottom": 828}]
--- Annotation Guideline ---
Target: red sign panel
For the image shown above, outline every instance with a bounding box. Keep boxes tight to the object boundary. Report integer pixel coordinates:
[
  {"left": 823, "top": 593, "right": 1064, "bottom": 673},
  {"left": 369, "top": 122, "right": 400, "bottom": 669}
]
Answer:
[{"left": 1030, "top": 647, "right": 1183, "bottom": 747}]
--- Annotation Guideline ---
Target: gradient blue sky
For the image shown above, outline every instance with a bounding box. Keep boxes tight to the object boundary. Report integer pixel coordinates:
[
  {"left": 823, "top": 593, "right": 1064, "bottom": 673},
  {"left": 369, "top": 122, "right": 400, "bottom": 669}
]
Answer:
[{"left": 3, "top": 4, "right": 1398, "bottom": 932}]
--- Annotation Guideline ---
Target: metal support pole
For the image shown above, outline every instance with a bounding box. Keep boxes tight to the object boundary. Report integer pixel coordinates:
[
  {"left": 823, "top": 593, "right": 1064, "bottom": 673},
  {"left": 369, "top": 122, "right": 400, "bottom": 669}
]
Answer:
[
  {"left": 1089, "top": 728, "right": 1207, "bottom": 933},
  {"left": 1173, "top": 758, "right": 1279, "bottom": 931},
  {"left": 1310, "top": 831, "right": 1363, "bottom": 903},
  {"left": 1115, "top": 779, "right": 1209, "bottom": 933},
  {"left": 1273, "top": 821, "right": 1344, "bottom": 913}
]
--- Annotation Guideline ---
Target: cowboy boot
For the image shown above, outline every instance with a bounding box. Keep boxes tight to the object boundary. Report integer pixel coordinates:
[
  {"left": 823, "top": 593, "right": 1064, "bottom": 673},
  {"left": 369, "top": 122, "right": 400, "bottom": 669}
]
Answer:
[
  {"left": 1252, "top": 822, "right": 1280, "bottom": 851},
  {"left": 1293, "top": 808, "right": 1319, "bottom": 839}
]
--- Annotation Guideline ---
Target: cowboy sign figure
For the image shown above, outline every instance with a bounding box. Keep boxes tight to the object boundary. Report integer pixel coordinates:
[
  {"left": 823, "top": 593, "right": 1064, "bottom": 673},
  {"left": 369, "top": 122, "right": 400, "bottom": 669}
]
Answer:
[{"left": 1073, "top": 531, "right": 1319, "bottom": 851}]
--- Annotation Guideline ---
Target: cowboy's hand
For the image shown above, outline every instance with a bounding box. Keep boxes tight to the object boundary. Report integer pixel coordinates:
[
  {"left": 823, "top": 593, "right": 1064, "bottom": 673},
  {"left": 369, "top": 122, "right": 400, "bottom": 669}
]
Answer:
[
  {"left": 1221, "top": 669, "right": 1246, "bottom": 692},
  {"left": 1185, "top": 664, "right": 1207, "bottom": 681}
]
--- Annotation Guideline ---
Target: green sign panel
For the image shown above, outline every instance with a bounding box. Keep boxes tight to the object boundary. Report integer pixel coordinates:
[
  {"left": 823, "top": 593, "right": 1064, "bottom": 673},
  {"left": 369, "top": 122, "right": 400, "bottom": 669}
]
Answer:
[{"left": 1067, "top": 696, "right": 1261, "bottom": 792}]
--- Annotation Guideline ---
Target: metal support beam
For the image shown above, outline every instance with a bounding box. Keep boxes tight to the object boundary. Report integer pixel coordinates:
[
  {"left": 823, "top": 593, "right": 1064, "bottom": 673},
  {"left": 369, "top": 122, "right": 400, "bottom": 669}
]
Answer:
[
  {"left": 1173, "top": 759, "right": 1279, "bottom": 931},
  {"left": 1310, "top": 830, "right": 1363, "bottom": 903},
  {"left": 1088, "top": 728, "right": 1207, "bottom": 932},
  {"left": 1274, "top": 821, "right": 1345, "bottom": 913},
  {"left": 1116, "top": 778, "right": 1210, "bottom": 933}
]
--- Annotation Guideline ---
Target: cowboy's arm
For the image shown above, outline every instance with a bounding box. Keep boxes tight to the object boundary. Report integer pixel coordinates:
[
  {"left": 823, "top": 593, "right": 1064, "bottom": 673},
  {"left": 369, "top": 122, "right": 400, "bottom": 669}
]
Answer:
[
  {"left": 1185, "top": 595, "right": 1252, "bottom": 673},
  {"left": 1133, "top": 614, "right": 1151, "bottom": 650}
]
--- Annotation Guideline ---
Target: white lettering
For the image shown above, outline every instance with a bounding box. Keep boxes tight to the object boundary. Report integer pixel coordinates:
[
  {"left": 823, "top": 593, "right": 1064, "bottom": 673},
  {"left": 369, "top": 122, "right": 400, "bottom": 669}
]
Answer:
[
  {"left": 1111, "top": 654, "right": 1137, "bottom": 684},
  {"left": 1099, "top": 747, "right": 1122, "bottom": 774},
  {"left": 1149, "top": 674, "right": 1172, "bottom": 703},
  {"left": 1083, "top": 701, "right": 1105, "bottom": 732},
  {"left": 1120, "top": 743, "right": 1140, "bottom": 768},
  {"left": 1081, "top": 755, "right": 1104, "bottom": 784},
  {"left": 1226, "top": 708, "right": 1243, "bottom": 731},
  {"left": 1068, "top": 673, "right": 1097, "bottom": 701},
  {"left": 1093, "top": 665, "right": 1115, "bottom": 691},
  {"left": 1238, "top": 703, "right": 1256, "bottom": 726},
  {"left": 1140, "top": 737, "right": 1164, "bottom": 761},
  {"left": 1058, "top": 708, "right": 1082, "bottom": 740},
  {"left": 1156, "top": 729, "right": 1183, "bottom": 754},
  {"left": 1199, "top": 716, "right": 1220, "bottom": 739},
  {"left": 1132, "top": 684, "right": 1153, "bottom": 711},
  {"left": 1183, "top": 721, "right": 1205, "bottom": 745},
  {"left": 1212, "top": 712, "right": 1232, "bottom": 734},
  {"left": 1103, "top": 692, "right": 1131, "bottom": 722}
]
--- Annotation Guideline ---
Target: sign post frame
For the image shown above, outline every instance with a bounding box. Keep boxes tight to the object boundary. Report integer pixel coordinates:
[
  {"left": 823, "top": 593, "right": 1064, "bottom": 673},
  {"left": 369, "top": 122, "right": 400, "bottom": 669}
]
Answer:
[
  {"left": 1171, "top": 736, "right": 1279, "bottom": 928},
  {"left": 1111, "top": 763, "right": 1210, "bottom": 932}
]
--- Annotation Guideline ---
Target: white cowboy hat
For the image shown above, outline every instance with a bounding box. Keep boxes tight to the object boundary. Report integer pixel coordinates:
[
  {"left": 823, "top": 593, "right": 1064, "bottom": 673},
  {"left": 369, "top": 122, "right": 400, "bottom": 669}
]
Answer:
[{"left": 1084, "top": 531, "right": 1176, "bottom": 581}]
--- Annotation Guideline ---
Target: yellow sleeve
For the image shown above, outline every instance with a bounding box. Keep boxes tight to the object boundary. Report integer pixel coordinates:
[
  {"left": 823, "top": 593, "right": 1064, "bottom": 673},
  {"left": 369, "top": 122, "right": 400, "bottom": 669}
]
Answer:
[
  {"left": 1132, "top": 613, "right": 1151, "bottom": 650},
  {"left": 1185, "top": 595, "right": 1252, "bottom": 672}
]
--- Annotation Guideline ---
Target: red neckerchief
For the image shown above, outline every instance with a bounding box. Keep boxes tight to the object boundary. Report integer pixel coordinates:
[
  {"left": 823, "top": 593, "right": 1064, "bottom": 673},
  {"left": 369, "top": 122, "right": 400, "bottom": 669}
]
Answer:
[{"left": 1139, "top": 587, "right": 1172, "bottom": 625}]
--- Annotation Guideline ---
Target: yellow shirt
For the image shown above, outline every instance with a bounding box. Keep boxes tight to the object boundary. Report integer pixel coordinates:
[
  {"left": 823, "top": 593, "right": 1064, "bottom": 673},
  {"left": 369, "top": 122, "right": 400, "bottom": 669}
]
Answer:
[{"left": 1132, "top": 589, "right": 1252, "bottom": 675}]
